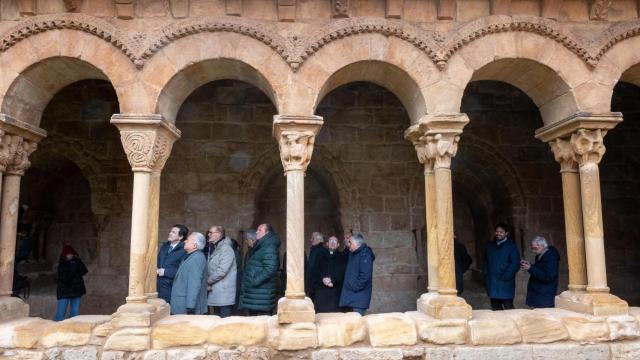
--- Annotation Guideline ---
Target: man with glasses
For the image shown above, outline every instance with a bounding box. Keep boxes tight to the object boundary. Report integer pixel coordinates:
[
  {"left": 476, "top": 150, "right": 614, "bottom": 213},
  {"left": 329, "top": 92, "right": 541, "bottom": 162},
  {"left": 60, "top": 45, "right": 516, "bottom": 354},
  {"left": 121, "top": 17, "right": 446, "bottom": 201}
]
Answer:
[{"left": 205, "top": 225, "right": 237, "bottom": 317}]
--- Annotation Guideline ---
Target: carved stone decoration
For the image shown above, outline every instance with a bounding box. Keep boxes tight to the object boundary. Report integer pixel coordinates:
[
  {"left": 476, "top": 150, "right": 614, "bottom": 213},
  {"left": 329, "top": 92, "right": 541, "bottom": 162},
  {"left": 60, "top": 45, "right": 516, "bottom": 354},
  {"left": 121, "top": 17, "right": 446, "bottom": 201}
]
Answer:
[
  {"left": 273, "top": 115, "right": 323, "bottom": 173},
  {"left": 0, "top": 133, "right": 21, "bottom": 173},
  {"left": 115, "top": 0, "right": 135, "bottom": 20},
  {"left": 405, "top": 126, "right": 436, "bottom": 172},
  {"left": 590, "top": 0, "right": 612, "bottom": 20},
  {"left": 63, "top": 0, "right": 81, "bottom": 12},
  {"left": 404, "top": 114, "right": 468, "bottom": 169},
  {"left": 431, "top": 134, "right": 460, "bottom": 169},
  {"left": 16, "top": 0, "right": 36, "bottom": 16},
  {"left": 0, "top": 114, "right": 46, "bottom": 174},
  {"left": 110, "top": 114, "right": 181, "bottom": 173},
  {"left": 169, "top": 0, "right": 189, "bottom": 18},
  {"left": 332, "top": 0, "right": 350, "bottom": 18},
  {"left": 571, "top": 129, "right": 606, "bottom": 166},
  {"left": 7, "top": 139, "right": 37, "bottom": 176},
  {"left": 550, "top": 137, "right": 578, "bottom": 172}
]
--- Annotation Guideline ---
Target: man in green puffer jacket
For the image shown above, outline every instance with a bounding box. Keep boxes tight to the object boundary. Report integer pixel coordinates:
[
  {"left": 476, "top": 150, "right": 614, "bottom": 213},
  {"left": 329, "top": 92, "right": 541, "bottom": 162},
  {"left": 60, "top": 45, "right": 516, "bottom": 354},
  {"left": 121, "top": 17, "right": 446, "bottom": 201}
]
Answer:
[{"left": 239, "top": 223, "right": 281, "bottom": 315}]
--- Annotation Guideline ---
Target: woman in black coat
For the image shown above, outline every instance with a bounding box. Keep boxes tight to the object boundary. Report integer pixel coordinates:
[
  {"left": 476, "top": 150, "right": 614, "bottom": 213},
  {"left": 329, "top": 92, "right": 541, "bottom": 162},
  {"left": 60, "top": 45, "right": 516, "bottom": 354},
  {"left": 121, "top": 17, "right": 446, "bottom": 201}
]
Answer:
[
  {"left": 313, "top": 236, "right": 347, "bottom": 313},
  {"left": 54, "top": 245, "right": 88, "bottom": 321}
]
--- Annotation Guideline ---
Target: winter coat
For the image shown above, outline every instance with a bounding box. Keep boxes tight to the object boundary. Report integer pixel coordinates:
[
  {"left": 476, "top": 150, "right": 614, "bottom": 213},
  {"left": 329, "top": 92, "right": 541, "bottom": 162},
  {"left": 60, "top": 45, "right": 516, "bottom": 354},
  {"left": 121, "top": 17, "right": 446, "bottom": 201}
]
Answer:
[
  {"left": 170, "top": 250, "right": 208, "bottom": 315},
  {"left": 239, "top": 231, "right": 281, "bottom": 312},
  {"left": 454, "top": 240, "right": 473, "bottom": 294},
  {"left": 56, "top": 257, "right": 88, "bottom": 299},
  {"left": 339, "top": 244, "right": 375, "bottom": 310},
  {"left": 314, "top": 248, "right": 347, "bottom": 313},
  {"left": 305, "top": 243, "right": 325, "bottom": 298},
  {"left": 483, "top": 237, "right": 520, "bottom": 300},
  {"left": 207, "top": 237, "right": 237, "bottom": 306},
  {"left": 157, "top": 241, "right": 187, "bottom": 303},
  {"left": 526, "top": 246, "right": 560, "bottom": 308}
]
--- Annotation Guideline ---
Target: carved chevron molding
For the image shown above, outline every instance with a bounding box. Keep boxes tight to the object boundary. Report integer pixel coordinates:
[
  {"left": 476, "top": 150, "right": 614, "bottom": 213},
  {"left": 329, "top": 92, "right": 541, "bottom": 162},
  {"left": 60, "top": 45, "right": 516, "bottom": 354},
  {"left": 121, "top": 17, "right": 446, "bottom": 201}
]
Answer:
[{"left": 1, "top": 13, "right": 640, "bottom": 72}]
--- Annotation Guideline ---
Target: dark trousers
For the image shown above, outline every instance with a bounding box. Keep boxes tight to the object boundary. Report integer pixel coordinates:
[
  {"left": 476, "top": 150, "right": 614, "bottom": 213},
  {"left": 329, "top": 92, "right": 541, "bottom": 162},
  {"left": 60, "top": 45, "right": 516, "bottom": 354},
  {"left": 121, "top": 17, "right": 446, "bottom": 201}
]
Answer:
[
  {"left": 209, "top": 305, "right": 233, "bottom": 318},
  {"left": 490, "top": 298, "right": 514, "bottom": 311},
  {"left": 248, "top": 309, "right": 272, "bottom": 316}
]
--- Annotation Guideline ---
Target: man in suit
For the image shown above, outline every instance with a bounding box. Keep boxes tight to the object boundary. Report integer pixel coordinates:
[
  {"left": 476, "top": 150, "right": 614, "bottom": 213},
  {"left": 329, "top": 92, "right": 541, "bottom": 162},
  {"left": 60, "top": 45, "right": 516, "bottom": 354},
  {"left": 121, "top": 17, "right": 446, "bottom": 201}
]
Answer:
[
  {"left": 156, "top": 224, "right": 189, "bottom": 304},
  {"left": 170, "top": 232, "right": 208, "bottom": 315}
]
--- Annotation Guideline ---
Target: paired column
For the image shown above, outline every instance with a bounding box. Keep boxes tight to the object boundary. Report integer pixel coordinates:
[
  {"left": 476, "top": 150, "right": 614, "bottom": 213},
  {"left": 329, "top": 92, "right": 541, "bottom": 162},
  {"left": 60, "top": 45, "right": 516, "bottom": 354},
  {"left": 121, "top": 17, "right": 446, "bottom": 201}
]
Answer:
[
  {"left": 405, "top": 114, "right": 472, "bottom": 320},
  {"left": 111, "top": 114, "right": 180, "bottom": 313},
  {"left": 273, "top": 114, "right": 323, "bottom": 324},
  {"left": 0, "top": 114, "right": 45, "bottom": 322},
  {"left": 536, "top": 112, "right": 628, "bottom": 316}
]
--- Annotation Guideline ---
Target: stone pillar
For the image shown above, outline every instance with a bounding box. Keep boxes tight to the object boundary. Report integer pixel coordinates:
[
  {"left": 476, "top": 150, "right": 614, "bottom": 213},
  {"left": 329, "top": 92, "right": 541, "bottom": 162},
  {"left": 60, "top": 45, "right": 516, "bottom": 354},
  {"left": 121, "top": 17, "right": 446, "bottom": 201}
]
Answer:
[
  {"left": 405, "top": 114, "right": 471, "bottom": 320},
  {"left": 535, "top": 112, "right": 628, "bottom": 316},
  {"left": 111, "top": 114, "right": 180, "bottom": 320},
  {"left": 0, "top": 114, "right": 46, "bottom": 323},
  {"left": 273, "top": 114, "right": 323, "bottom": 324}
]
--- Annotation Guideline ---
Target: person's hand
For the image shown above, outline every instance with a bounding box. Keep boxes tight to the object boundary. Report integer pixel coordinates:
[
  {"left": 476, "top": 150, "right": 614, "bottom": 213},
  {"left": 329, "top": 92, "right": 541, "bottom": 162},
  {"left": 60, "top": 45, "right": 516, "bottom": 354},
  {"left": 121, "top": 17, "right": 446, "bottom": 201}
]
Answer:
[
  {"left": 186, "top": 308, "right": 195, "bottom": 315},
  {"left": 207, "top": 285, "right": 212, "bottom": 292},
  {"left": 520, "top": 260, "right": 531, "bottom": 271},
  {"left": 157, "top": 268, "right": 165, "bottom": 277},
  {"left": 322, "top": 277, "right": 333, "bottom": 287}
]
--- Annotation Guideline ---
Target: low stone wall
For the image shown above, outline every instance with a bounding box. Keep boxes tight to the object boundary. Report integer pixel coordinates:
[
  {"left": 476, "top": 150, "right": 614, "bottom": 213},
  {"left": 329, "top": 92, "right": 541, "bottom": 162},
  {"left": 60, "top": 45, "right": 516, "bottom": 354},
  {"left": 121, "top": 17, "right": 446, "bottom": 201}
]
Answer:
[{"left": 2, "top": 308, "right": 640, "bottom": 359}]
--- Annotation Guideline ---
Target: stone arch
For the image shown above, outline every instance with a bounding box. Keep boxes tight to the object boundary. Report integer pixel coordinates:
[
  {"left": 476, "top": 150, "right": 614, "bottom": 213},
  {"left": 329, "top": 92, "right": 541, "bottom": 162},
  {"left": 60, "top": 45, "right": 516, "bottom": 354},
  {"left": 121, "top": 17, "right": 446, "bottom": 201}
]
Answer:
[
  {"left": 292, "top": 33, "right": 438, "bottom": 122},
  {"left": 0, "top": 29, "right": 136, "bottom": 126},
  {"left": 432, "top": 31, "right": 586, "bottom": 125},
  {"left": 140, "top": 31, "right": 289, "bottom": 123},
  {"left": 597, "top": 35, "right": 640, "bottom": 113}
]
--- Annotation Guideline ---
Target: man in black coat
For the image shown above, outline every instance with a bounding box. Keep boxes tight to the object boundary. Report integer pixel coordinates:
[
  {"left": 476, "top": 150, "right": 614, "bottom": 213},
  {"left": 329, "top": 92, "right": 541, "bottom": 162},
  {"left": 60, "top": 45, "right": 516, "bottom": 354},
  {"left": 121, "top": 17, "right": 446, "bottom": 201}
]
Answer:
[
  {"left": 157, "top": 224, "right": 188, "bottom": 304},
  {"left": 313, "top": 236, "right": 346, "bottom": 313},
  {"left": 305, "top": 231, "right": 325, "bottom": 300},
  {"left": 521, "top": 236, "right": 560, "bottom": 308},
  {"left": 454, "top": 237, "right": 473, "bottom": 295}
]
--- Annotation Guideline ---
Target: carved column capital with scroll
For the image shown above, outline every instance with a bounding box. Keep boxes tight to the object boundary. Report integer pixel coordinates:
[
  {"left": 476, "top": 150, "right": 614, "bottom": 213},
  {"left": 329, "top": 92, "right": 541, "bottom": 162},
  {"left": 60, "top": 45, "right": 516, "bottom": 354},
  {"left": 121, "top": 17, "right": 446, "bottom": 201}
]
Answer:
[
  {"left": 273, "top": 115, "right": 323, "bottom": 173},
  {"left": 549, "top": 137, "right": 578, "bottom": 172}
]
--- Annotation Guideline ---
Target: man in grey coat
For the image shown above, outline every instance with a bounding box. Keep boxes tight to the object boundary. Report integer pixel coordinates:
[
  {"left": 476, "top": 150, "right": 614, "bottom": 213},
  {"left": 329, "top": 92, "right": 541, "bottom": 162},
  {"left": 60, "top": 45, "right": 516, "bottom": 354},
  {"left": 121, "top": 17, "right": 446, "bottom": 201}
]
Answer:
[
  {"left": 170, "top": 232, "right": 208, "bottom": 315},
  {"left": 206, "top": 225, "right": 237, "bottom": 318}
]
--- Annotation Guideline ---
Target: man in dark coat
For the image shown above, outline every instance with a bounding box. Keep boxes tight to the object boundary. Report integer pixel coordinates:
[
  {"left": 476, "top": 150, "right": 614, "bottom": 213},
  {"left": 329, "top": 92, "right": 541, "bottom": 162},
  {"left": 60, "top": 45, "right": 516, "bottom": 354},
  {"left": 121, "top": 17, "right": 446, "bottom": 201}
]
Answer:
[
  {"left": 305, "top": 231, "right": 325, "bottom": 300},
  {"left": 170, "top": 232, "right": 208, "bottom": 315},
  {"left": 239, "top": 223, "right": 281, "bottom": 315},
  {"left": 314, "top": 236, "right": 346, "bottom": 313},
  {"left": 339, "top": 233, "right": 375, "bottom": 315},
  {"left": 521, "top": 236, "right": 560, "bottom": 308},
  {"left": 454, "top": 237, "right": 473, "bottom": 295},
  {"left": 157, "top": 224, "right": 188, "bottom": 304},
  {"left": 483, "top": 223, "right": 520, "bottom": 310}
]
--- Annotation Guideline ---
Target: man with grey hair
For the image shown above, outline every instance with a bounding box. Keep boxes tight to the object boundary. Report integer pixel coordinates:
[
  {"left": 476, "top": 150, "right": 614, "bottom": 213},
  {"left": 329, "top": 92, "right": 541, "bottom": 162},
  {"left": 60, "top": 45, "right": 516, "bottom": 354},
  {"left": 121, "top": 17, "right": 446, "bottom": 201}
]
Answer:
[
  {"left": 305, "top": 231, "right": 325, "bottom": 299},
  {"left": 170, "top": 232, "right": 208, "bottom": 315},
  {"left": 339, "top": 233, "right": 375, "bottom": 315},
  {"left": 520, "top": 236, "right": 560, "bottom": 308}
]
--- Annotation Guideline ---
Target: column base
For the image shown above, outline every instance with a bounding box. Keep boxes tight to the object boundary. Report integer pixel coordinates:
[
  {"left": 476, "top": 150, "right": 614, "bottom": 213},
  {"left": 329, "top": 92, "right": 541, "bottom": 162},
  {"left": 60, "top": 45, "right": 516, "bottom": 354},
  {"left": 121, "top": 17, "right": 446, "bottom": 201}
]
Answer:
[
  {"left": 416, "top": 293, "right": 472, "bottom": 320},
  {"left": 277, "top": 296, "right": 315, "bottom": 324},
  {"left": 555, "top": 290, "right": 628, "bottom": 316},
  {"left": 146, "top": 297, "right": 170, "bottom": 321},
  {"left": 112, "top": 302, "right": 160, "bottom": 329},
  {"left": 0, "top": 296, "right": 29, "bottom": 323}
]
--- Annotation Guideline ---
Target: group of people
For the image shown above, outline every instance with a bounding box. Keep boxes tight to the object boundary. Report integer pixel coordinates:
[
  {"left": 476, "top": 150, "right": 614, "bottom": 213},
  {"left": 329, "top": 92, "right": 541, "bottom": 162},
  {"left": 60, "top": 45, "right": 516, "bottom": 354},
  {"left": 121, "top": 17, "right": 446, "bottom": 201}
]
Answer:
[{"left": 483, "top": 223, "right": 560, "bottom": 310}]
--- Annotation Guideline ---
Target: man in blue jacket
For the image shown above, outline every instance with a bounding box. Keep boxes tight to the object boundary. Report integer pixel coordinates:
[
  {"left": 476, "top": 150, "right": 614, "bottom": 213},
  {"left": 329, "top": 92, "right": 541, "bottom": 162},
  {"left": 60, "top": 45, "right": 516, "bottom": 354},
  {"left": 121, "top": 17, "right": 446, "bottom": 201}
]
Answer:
[
  {"left": 483, "top": 223, "right": 520, "bottom": 310},
  {"left": 157, "top": 224, "right": 188, "bottom": 304},
  {"left": 521, "top": 236, "right": 560, "bottom": 308},
  {"left": 339, "top": 233, "right": 375, "bottom": 315}
]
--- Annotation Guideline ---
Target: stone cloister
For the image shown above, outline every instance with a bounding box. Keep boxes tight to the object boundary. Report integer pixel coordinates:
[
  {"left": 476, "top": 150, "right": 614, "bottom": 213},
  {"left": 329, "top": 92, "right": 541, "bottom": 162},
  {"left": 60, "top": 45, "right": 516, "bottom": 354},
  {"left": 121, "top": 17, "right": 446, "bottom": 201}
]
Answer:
[{"left": 2, "top": 0, "right": 640, "bottom": 359}]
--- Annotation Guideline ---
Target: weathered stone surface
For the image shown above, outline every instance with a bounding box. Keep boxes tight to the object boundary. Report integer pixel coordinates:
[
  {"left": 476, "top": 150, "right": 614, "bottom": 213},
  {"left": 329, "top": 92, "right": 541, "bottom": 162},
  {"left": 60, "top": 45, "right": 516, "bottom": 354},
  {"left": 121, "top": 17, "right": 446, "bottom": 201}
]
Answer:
[
  {"left": 610, "top": 341, "right": 640, "bottom": 360},
  {"left": 607, "top": 315, "right": 640, "bottom": 340},
  {"left": 41, "top": 316, "right": 110, "bottom": 348},
  {"left": 0, "top": 349, "right": 44, "bottom": 360},
  {"left": 454, "top": 345, "right": 532, "bottom": 360},
  {"left": 364, "top": 312, "right": 417, "bottom": 346},
  {"left": 506, "top": 310, "right": 568, "bottom": 343},
  {"left": 0, "top": 297, "right": 29, "bottom": 323},
  {"left": 100, "top": 351, "right": 125, "bottom": 360},
  {"left": 0, "top": 317, "right": 53, "bottom": 349},
  {"left": 267, "top": 317, "right": 318, "bottom": 350},
  {"left": 316, "top": 312, "right": 366, "bottom": 347},
  {"left": 531, "top": 343, "right": 609, "bottom": 360},
  {"left": 207, "top": 315, "right": 268, "bottom": 346},
  {"left": 152, "top": 315, "right": 216, "bottom": 349},
  {"left": 166, "top": 348, "right": 207, "bottom": 360},
  {"left": 339, "top": 348, "right": 403, "bottom": 360},
  {"left": 103, "top": 327, "right": 151, "bottom": 352},
  {"left": 538, "top": 308, "right": 609, "bottom": 342},
  {"left": 312, "top": 349, "right": 338, "bottom": 360},
  {"left": 143, "top": 350, "right": 167, "bottom": 360},
  {"left": 407, "top": 311, "right": 467, "bottom": 344},
  {"left": 62, "top": 346, "right": 98, "bottom": 360},
  {"left": 218, "top": 347, "right": 271, "bottom": 360},
  {"left": 424, "top": 347, "right": 453, "bottom": 360},
  {"left": 468, "top": 310, "right": 522, "bottom": 345}
]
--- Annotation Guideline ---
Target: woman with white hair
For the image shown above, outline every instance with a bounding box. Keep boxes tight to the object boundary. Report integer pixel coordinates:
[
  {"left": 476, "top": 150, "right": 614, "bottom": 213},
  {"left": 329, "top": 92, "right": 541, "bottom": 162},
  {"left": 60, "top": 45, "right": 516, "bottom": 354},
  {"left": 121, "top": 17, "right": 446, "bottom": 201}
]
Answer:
[
  {"left": 520, "top": 236, "right": 560, "bottom": 308},
  {"left": 170, "top": 232, "right": 208, "bottom": 315}
]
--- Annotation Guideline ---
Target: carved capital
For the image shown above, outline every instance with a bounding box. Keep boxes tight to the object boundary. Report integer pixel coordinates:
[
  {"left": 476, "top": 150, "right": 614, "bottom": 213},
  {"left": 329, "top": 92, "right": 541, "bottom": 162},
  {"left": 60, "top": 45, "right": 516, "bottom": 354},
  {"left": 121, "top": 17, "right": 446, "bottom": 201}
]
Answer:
[
  {"left": 430, "top": 133, "right": 460, "bottom": 169},
  {"left": 405, "top": 113, "right": 467, "bottom": 170},
  {"left": 273, "top": 115, "right": 323, "bottom": 173},
  {"left": 0, "top": 114, "right": 46, "bottom": 174},
  {"left": 111, "top": 114, "right": 181, "bottom": 173},
  {"left": 7, "top": 138, "right": 37, "bottom": 175},
  {"left": 570, "top": 128, "right": 606, "bottom": 166},
  {"left": 549, "top": 137, "right": 578, "bottom": 172},
  {"left": 404, "top": 125, "right": 435, "bottom": 172}
]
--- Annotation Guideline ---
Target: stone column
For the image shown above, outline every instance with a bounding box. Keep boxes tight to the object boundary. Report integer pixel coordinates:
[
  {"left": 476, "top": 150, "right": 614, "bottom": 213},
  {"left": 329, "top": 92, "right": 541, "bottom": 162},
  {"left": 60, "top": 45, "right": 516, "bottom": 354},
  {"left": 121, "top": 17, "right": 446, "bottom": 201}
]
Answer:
[
  {"left": 535, "top": 112, "right": 628, "bottom": 316},
  {"left": 0, "top": 114, "right": 45, "bottom": 323},
  {"left": 273, "top": 114, "right": 323, "bottom": 324},
  {"left": 405, "top": 114, "right": 471, "bottom": 320},
  {"left": 111, "top": 114, "right": 180, "bottom": 318}
]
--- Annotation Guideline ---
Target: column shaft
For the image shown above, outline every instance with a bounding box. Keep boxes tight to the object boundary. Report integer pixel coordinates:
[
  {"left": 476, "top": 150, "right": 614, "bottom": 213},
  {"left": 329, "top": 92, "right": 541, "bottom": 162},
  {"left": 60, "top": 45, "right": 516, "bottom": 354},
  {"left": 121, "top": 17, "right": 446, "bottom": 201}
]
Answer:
[
  {"left": 127, "top": 171, "right": 152, "bottom": 302},
  {"left": 561, "top": 168, "right": 587, "bottom": 291},
  {"left": 425, "top": 167, "right": 439, "bottom": 292},
  {"left": 434, "top": 167, "right": 457, "bottom": 295},
  {"left": 285, "top": 170, "right": 305, "bottom": 299},
  {"left": 144, "top": 172, "right": 161, "bottom": 297},
  {"left": 0, "top": 174, "right": 20, "bottom": 296},
  {"left": 579, "top": 162, "right": 608, "bottom": 292}
]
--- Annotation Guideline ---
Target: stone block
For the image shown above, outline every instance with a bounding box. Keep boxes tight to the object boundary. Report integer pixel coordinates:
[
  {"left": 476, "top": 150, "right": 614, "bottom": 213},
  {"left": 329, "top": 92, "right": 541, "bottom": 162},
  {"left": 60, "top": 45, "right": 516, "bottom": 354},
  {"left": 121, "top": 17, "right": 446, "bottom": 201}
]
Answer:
[
  {"left": 364, "top": 312, "right": 417, "bottom": 346},
  {"left": 424, "top": 347, "right": 453, "bottom": 360},
  {"left": 531, "top": 343, "right": 609, "bottom": 360},
  {"left": 454, "top": 345, "right": 533, "bottom": 360},
  {"left": 166, "top": 348, "right": 206, "bottom": 360},
  {"left": 0, "top": 317, "right": 52, "bottom": 349},
  {"left": 505, "top": 310, "right": 568, "bottom": 343},
  {"left": 218, "top": 347, "right": 270, "bottom": 360},
  {"left": 468, "top": 310, "right": 522, "bottom": 345},
  {"left": 316, "top": 312, "right": 366, "bottom": 347},
  {"left": 104, "top": 327, "right": 151, "bottom": 352},
  {"left": 62, "top": 346, "right": 98, "bottom": 360},
  {"left": 339, "top": 348, "right": 404, "bottom": 360},
  {"left": 41, "top": 316, "right": 109, "bottom": 348},
  {"left": 277, "top": 297, "right": 316, "bottom": 323},
  {"left": 0, "top": 297, "right": 29, "bottom": 323},
  {"left": 143, "top": 350, "right": 167, "bottom": 360},
  {"left": 607, "top": 315, "right": 640, "bottom": 340},
  {"left": 0, "top": 349, "right": 44, "bottom": 360},
  {"left": 152, "top": 315, "right": 216, "bottom": 349},
  {"left": 610, "top": 341, "right": 640, "bottom": 360},
  {"left": 206, "top": 315, "right": 267, "bottom": 346},
  {"left": 312, "top": 349, "right": 338, "bottom": 360},
  {"left": 537, "top": 308, "right": 609, "bottom": 342},
  {"left": 407, "top": 311, "right": 468, "bottom": 344},
  {"left": 267, "top": 317, "right": 317, "bottom": 350},
  {"left": 100, "top": 351, "right": 125, "bottom": 360}
]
